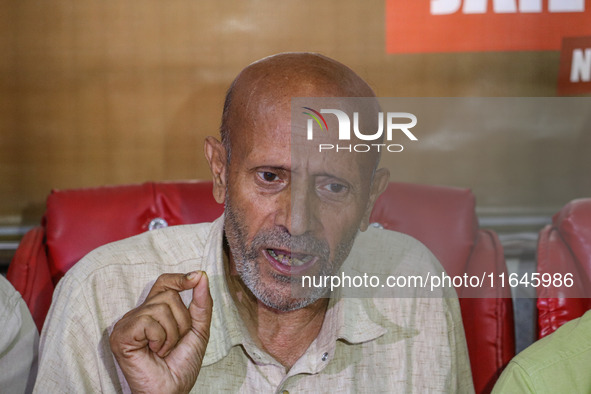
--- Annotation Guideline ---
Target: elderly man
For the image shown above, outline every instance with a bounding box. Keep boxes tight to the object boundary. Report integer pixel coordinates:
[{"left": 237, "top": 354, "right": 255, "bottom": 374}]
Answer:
[{"left": 35, "top": 53, "right": 473, "bottom": 392}]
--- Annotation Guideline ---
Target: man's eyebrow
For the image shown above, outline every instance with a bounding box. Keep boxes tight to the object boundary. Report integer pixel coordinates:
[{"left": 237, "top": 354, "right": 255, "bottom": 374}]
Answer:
[
  {"left": 314, "top": 172, "right": 355, "bottom": 187},
  {"left": 252, "top": 165, "right": 291, "bottom": 172},
  {"left": 314, "top": 171, "right": 344, "bottom": 179}
]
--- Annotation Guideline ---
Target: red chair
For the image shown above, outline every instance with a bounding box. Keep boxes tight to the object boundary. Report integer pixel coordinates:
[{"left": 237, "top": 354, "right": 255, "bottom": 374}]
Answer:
[
  {"left": 370, "top": 182, "right": 514, "bottom": 394},
  {"left": 7, "top": 181, "right": 224, "bottom": 332},
  {"left": 8, "top": 180, "right": 514, "bottom": 393},
  {"left": 536, "top": 198, "right": 591, "bottom": 338}
]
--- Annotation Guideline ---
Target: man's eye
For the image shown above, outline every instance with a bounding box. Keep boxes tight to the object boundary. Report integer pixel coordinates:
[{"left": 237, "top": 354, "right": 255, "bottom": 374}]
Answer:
[
  {"left": 323, "top": 183, "right": 347, "bottom": 193},
  {"left": 259, "top": 171, "right": 279, "bottom": 182}
]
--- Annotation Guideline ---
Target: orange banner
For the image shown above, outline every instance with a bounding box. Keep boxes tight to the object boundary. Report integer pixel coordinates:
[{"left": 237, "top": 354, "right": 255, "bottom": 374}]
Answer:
[{"left": 386, "top": 0, "right": 591, "bottom": 53}]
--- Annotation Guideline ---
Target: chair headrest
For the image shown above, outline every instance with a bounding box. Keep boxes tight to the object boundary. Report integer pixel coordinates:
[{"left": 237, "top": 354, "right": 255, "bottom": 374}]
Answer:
[
  {"left": 553, "top": 198, "right": 591, "bottom": 275},
  {"left": 44, "top": 181, "right": 223, "bottom": 283},
  {"left": 370, "top": 182, "right": 478, "bottom": 275}
]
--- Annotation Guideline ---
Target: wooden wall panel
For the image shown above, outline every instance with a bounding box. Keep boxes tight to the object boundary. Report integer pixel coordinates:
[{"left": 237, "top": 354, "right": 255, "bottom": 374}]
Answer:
[{"left": 0, "top": 1, "right": 587, "bottom": 224}]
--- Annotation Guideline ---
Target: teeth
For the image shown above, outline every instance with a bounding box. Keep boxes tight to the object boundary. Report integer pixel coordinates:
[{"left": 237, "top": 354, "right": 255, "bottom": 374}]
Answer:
[{"left": 268, "top": 249, "right": 313, "bottom": 267}]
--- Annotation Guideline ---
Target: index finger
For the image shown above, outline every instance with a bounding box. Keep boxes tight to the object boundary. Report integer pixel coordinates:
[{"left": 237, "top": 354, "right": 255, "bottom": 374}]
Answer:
[{"left": 146, "top": 271, "right": 203, "bottom": 300}]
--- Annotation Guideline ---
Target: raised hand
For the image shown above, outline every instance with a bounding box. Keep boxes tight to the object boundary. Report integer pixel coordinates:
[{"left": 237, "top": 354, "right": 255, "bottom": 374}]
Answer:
[{"left": 109, "top": 271, "right": 213, "bottom": 394}]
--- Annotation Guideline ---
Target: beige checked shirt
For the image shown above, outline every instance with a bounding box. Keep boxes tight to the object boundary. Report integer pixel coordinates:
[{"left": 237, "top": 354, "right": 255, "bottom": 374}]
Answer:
[
  {"left": 0, "top": 276, "right": 38, "bottom": 393},
  {"left": 35, "top": 216, "right": 473, "bottom": 393}
]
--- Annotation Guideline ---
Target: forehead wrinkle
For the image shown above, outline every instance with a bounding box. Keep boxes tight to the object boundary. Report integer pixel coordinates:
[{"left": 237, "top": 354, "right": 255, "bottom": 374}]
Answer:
[{"left": 226, "top": 53, "right": 379, "bottom": 170}]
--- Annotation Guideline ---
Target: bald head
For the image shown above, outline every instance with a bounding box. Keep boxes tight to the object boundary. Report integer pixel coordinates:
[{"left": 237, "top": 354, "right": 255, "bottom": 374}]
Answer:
[
  {"left": 233, "top": 52, "right": 376, "bottom": 97},
  {"left": 220, "top": 53, "right": 377, "bottom": 160}
]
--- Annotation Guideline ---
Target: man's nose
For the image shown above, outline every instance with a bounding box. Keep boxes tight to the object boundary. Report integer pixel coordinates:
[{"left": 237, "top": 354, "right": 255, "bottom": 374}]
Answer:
[{"left": 277, "top": 184, "right": 320, "bottom": 236}]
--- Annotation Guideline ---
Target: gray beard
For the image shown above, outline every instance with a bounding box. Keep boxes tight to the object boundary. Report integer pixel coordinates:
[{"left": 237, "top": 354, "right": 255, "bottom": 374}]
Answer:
[{"left": 223, "top": 194, "right": 358, "bottom": 312}]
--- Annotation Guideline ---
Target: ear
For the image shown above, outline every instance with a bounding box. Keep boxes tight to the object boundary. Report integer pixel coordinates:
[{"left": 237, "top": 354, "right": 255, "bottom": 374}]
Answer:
[
  {"left": 204, "top": 136, "right": 228, "bottom": 204},
  {"left": 359, "top": 167, "right": 390, "bottom": 232}
]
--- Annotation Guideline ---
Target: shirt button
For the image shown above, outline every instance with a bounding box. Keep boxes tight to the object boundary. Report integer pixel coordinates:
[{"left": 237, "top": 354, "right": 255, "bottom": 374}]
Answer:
[{"left": 321, "top": 352, "right": 329, "bottom": 361}]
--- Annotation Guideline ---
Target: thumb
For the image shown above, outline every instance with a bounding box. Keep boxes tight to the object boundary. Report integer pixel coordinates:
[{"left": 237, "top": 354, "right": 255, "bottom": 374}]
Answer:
[
  {"left": 189, "top": 271, "right": 213, "bottom": 339},
  {"left": 165, "top": 272, "right": 213, "bottom": 377}
]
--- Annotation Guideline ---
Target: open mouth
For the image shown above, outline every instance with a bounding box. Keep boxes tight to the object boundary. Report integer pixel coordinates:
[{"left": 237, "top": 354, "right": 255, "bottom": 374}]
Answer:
[
  {"left": 264, "top": 248, "right": 319, "bottom": 275},
  {"left": 268, "top": 249, "right": 315, "bottom": 266}
]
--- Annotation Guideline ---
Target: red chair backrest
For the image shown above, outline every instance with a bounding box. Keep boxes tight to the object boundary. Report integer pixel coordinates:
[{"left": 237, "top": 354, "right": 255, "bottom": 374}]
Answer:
[
  {"left": 537, "top": 198, "right": 591, "bottom": 338},
  {"left": 43, "top": 181, "right": 224, "bottom": 285},
  {"left": 371, "top": 182, "right": 514, "bottom": 394}
]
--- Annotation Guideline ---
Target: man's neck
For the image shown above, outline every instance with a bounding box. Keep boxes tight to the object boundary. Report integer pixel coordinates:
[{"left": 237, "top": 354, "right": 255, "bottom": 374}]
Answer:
[{"left": 224, "top": 251, "right": 329, "bottom": 370}]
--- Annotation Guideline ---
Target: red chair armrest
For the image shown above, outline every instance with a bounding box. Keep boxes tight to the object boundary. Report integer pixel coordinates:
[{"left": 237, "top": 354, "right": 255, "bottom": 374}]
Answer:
[{"left": 7, "top": 226, "right": 54, "bottom": 332}]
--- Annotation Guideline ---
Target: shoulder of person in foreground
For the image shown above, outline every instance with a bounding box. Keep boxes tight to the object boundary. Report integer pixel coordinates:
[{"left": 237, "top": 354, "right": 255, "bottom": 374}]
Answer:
[
  {"left": 492, "top": 309, "right": 591, "bottom": 394},
  {"left": 34, "top": 222, "right": 214, "bottom": 393},
  {"left": 346, "top": 226, "right": 474, "bottom": 393},
  {"left": 0, "top": 275, "right": 38, "bottom": 394}
]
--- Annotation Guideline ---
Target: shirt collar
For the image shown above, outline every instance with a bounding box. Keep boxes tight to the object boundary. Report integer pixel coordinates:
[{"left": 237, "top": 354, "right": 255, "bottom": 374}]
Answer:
[{"left": 200, "top": 215, "right": 251, "bottom": 367}]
